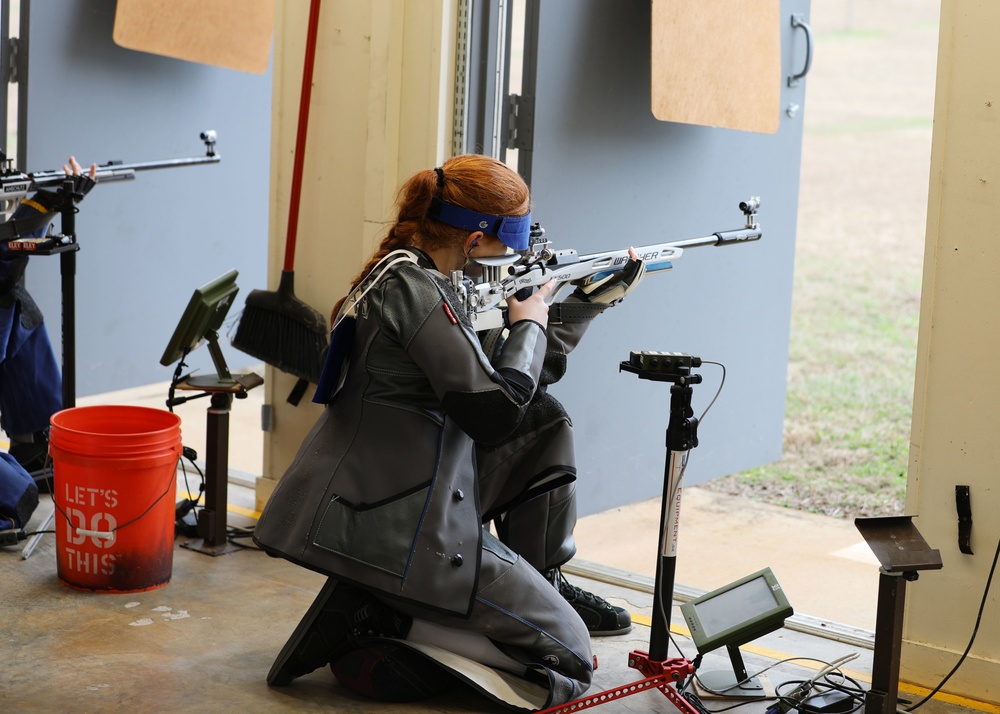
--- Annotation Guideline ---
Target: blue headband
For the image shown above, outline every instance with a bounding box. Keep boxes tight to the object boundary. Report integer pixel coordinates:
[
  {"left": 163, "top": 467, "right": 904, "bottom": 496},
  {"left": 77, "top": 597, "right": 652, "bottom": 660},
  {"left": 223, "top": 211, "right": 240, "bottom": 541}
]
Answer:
[{"left": 428, "top": 197, "right": 531, "bottom": 251}]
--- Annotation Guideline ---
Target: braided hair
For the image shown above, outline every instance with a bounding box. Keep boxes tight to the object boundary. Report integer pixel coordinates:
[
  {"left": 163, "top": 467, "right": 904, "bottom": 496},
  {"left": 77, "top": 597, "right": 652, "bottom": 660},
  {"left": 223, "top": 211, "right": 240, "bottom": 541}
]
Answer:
[{"left": 331, "top": 154, "right": 530, "bottom": 320}]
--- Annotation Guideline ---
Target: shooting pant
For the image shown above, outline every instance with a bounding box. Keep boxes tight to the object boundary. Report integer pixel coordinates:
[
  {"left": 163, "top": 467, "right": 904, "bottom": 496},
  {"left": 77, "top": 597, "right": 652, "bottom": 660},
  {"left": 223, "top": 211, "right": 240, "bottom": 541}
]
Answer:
[
  {"left": 479, "top": 392, "right": 579, "bottom": 574},
  {"left": 0, "top": 305, "right": 62, "bottom": 436},
  {"left": 387, "top": 406, "right": 592, "bottom": 705}
]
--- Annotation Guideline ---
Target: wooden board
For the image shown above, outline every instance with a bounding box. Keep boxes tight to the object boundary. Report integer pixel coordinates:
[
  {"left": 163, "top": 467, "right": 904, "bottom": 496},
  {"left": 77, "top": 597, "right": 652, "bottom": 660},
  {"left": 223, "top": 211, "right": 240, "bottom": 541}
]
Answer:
[
  {"left": 651, "top": 0, "right": 780, "bottom": 134},
  {"left": 113, "top": 0, "right": 275, "bottom": 75}
]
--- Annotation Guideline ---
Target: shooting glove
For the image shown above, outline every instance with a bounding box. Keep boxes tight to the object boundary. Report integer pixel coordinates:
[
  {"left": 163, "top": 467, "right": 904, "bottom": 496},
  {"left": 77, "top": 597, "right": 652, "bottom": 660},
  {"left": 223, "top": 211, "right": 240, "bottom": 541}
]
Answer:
[
  {"left": 66, "top": 173, "right": 97, "bottom": 204},
  {"left": 571, "top": 256, "right": 646, "bottom": 306}
]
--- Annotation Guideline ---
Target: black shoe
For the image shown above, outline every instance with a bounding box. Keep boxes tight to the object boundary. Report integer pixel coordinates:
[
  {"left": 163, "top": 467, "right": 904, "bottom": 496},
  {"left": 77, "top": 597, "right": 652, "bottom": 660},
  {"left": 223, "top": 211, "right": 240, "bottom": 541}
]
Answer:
[
  {"left": 547, "top": 567, "right": 632, "bottom": 637},
  {"left": 268, "top": 578, "right": 412, "bottom": 687},
  {"left": 9, "top": 430, "right": 49, "bottom": 475}
]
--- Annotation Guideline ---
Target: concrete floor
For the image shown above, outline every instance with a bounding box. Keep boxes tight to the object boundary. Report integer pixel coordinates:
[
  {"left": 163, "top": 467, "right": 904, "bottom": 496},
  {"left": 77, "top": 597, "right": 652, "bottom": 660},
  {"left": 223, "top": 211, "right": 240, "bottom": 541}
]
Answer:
[
  {"left": 0, "top": 381, "right": 988, "bottom": 713},
  {"left": 0, "top": 491, "right": 980, "bottom": 714}
]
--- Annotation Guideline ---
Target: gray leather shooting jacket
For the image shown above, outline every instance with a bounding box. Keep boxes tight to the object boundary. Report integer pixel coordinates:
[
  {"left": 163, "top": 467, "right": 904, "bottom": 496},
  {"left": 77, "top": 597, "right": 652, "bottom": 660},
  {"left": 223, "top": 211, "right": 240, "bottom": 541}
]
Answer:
[{"left": 254, "top": 250, "right": 547, "bottom": 617}]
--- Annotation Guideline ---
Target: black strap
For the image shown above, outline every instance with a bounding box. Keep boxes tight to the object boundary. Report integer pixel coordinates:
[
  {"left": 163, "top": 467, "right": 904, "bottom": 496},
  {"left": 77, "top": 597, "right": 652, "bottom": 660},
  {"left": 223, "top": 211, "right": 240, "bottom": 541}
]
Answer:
[
  {"left": 548, "top": 300, "right": 608, "bottom": 324},
  {"left": 287, "top": 377, "right": 310, "bottom": 406},
  {"left": 0, "top": 212, "right": 52, "bottom": 243}
]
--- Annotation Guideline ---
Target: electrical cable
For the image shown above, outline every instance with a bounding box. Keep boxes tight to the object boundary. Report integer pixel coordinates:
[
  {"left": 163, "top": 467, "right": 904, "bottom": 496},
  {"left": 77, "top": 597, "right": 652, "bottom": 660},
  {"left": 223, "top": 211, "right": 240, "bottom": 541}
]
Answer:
[
  {"left": 685, "top": 654, "right": 860, "bottom": 711},
  {"left": 166, "top": 350, "right": 190, "bottom": 413},
  {"left": 178, "top": 450, "right": 205, "bottom": 508},
  {"left": 902, "top": 530, "right": 1000, "bottom": 711},
  {"left": 772, "top": 671, "right": 866, "bottom": 714},
  {"left": 226, "top": 525, "right": 262, "bottom": 550},
  {"left": 697, "top": 360, "right": 727, "bottom": 424}
]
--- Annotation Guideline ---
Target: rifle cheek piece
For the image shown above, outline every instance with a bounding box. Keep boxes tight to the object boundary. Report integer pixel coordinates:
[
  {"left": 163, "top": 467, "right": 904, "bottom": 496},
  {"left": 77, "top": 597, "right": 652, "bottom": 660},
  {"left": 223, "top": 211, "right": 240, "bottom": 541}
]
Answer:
[{"left": 427, "top": 197, "right": 531, "bottom": 251}]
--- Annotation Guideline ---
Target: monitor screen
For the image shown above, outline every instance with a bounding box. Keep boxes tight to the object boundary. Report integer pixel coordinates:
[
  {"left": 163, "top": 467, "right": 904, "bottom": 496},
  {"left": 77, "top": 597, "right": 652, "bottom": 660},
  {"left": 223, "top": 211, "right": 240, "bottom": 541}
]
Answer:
[
  {"left": 160, "top": 270, "right": 239, "bottom": 367},
  {"left": 680, "top": 567, "right": 793, "bottom": 655}
]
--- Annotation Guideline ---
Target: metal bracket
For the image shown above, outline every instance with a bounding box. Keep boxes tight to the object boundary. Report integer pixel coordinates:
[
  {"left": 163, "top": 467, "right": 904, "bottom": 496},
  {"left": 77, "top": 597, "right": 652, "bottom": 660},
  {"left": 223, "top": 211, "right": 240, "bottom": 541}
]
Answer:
[
  {"left": 7, "top": 37, "right": 20, "bottom": 84},
  {"left": 956, "top": 485, "right": 973, "bottom": 555},
  {"left": 505, "top": 93, "right": 535, "bottom": 151}
]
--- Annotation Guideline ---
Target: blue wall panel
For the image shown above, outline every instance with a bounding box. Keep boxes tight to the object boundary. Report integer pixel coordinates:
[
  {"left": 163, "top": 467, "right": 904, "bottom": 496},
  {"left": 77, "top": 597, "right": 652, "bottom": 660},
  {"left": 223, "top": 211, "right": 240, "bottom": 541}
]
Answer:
[
  {"left": 21, "top": 0, "right": 272, "bottom": 397},
  {"left": 527, "top": 0, "right": 811, "bottom": 515}
]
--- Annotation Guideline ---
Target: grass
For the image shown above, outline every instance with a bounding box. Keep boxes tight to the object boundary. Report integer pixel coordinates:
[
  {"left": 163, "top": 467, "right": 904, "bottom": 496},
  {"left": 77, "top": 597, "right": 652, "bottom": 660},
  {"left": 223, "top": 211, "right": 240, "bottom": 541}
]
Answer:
[
  {"left": 704, "top": 195, "right": 925, "bottom": 516},
  {"left": 701, "top": 95, "right": 930, "bottom": 519},
  {"left": 705, "top": 251, "right": 919, "bottom": 518}
]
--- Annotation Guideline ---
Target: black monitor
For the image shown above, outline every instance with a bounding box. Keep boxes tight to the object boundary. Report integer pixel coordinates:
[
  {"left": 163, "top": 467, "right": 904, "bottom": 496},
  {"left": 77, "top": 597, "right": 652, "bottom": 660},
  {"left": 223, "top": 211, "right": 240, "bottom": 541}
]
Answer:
[
  {"left": 679, "top": 567, "right": 793, "bottom": 698},
  {"left": 160, "top": 269, "right": 239, "bottom": 386}
]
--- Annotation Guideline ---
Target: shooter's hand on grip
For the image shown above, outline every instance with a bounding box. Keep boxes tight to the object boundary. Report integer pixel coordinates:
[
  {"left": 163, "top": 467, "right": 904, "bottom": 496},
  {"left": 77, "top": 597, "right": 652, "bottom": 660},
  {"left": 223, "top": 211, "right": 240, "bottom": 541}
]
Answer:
[
  {"left": 508, "top": 278, "right": 556, "bottom": 329},
  {"left": 571, "top": 247, "right": 646, "bottom": 306},
  {"left": 63, "top": 156, "right": 98, "bottom": 204}
]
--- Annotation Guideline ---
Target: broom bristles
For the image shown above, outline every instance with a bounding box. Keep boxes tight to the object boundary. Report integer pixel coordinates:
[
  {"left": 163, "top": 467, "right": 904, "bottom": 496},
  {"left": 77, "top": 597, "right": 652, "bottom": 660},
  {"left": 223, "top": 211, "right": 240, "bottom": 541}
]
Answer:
[{"left": 233, "top": 279, "right": 328, "bottom": 384}]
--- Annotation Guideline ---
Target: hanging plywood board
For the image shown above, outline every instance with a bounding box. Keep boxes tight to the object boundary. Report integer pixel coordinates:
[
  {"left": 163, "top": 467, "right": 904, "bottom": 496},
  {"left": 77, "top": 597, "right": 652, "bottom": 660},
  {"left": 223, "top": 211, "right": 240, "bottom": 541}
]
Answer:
[
  {"left": 113, "top": 0, "right": 275, "bottom": 74},
  {"left": 651, "top": 0, "right": 780, "bottom": 133}
]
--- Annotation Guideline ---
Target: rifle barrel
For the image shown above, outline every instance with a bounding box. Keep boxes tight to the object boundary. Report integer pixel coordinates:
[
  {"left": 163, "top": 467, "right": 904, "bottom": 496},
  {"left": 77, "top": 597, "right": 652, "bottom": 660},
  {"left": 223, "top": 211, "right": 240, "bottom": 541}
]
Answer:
[{"left": 28, "top": 154, "right": 221, "bottom": 188}]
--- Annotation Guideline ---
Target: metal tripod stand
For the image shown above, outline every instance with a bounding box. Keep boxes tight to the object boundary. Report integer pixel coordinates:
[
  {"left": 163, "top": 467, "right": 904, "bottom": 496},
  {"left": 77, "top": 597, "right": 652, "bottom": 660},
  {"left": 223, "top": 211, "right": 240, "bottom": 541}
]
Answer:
[{"left": 536, "top": 351, "right": 704, "bottom": 714}]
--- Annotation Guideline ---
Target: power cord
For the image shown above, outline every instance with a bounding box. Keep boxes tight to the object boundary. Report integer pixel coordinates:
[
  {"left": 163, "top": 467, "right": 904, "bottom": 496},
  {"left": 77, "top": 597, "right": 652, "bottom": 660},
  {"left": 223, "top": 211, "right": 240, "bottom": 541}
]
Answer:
[
  {"left": 226, "top": 524, "right": 262, "bottom": 550},
  {"left": 174, "top": 446, "right": 205, "bottom": 538},
  {"left": 697, "top": 360, "right": 727, "bottom": 424},
  {"left": 901, "top": 530, "right": 1000, "bottom": 711},
  {"left": 670, "top": 625, "right": 861, "bottom": 714},
  {"left": 771, "top": 666, "right": 866, "bottom": 714}
]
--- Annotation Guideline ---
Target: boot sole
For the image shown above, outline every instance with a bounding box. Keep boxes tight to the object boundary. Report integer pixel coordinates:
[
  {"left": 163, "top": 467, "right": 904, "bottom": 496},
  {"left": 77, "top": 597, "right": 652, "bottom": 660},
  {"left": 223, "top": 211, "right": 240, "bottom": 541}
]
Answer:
[{"left": 267, "top": 576, "right": 339, "bottom": 686}]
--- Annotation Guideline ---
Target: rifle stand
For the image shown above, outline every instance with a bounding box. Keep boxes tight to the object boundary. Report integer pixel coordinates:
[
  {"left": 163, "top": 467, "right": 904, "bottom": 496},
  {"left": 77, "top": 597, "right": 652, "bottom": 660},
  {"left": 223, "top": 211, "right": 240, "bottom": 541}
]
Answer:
[
  {"left": 855, "top": 516, "right": 942, "bottom": 714},
  {"left": 176, "top": 370, "right": 263, "bottom": 556},
  {"left": 536, "top": 351, "right": 703, "bottom": 714},
  {"left": 23, "top": 179, "right": 84, "bottom": 410}
]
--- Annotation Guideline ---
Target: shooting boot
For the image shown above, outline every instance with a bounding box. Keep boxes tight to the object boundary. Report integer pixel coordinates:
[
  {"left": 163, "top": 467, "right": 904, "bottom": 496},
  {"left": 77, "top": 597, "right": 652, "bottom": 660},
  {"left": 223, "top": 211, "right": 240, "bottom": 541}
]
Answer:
[
  {"left": 547, "top": 567, "right": 632, "bottom": 637},
  {"left": 9, "top": 430, "right": 49, "bottom": 474},
  {"left": 268, "top": 578, "right": 412, "bottom": 686}
]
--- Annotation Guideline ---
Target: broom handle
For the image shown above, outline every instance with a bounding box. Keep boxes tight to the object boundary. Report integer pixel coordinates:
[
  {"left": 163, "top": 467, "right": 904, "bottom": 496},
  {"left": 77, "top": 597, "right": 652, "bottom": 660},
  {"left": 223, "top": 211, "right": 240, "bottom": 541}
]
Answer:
[{"left": 284, "top": 0, "right": 323, "bottom": 272}]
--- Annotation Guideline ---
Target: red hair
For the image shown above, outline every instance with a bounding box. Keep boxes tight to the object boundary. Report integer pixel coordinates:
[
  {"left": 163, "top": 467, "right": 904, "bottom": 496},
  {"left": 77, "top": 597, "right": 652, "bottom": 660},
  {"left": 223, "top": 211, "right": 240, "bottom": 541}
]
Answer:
[{"left": 332, "top": 155, "right": 529, "bottom": 320}]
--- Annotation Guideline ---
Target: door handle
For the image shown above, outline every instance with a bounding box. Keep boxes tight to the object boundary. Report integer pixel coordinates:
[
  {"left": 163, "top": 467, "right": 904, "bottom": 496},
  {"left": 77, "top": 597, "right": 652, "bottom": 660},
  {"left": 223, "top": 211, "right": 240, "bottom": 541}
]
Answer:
[{"left": 787, "top": 14, "right": 813, "bottom": 87}]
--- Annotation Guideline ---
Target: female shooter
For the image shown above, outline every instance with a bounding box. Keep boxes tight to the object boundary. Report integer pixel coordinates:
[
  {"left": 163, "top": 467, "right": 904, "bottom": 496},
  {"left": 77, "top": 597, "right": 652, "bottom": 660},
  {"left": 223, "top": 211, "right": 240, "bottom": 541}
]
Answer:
[{"left": 254, "top": 154, "right": 644, "bottom": 707}]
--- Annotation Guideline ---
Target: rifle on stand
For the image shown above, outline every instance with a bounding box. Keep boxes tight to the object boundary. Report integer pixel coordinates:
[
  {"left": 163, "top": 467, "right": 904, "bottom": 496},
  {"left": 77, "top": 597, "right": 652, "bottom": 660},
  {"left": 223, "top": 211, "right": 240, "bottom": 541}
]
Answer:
[
  {"left": 1, "top": 130, "right": 220, "bottom": 249},
  {"left": 0, "top": 130, "right": 222, "bottom": 409}
]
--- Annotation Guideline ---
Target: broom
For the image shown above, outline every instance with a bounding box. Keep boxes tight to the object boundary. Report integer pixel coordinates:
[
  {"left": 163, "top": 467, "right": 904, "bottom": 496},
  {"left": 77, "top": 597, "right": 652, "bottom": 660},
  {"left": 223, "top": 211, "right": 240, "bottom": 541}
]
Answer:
[{"left": 233, "top": 0, "right": 327, "bottom": 385}]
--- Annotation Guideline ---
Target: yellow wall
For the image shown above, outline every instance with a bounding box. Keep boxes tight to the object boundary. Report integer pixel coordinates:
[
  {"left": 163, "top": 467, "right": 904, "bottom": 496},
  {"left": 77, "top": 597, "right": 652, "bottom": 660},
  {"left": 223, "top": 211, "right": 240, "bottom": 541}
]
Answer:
[
  {"left": 255, "top": 0, "right": 455, "bottom": 506},
  {"left": 904, "top": 0, "right": 1000, "bottom": 702}
]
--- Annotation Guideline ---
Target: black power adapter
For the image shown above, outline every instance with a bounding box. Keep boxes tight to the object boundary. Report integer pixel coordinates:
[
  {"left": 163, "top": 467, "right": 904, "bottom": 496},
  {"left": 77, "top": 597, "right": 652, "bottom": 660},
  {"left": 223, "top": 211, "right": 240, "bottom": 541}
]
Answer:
[
  {"left": 1, "top": 529, "right": 25, "bottom": 547},
  {"left": 798, "top": 690, "right": 857, "bottom": 714}
]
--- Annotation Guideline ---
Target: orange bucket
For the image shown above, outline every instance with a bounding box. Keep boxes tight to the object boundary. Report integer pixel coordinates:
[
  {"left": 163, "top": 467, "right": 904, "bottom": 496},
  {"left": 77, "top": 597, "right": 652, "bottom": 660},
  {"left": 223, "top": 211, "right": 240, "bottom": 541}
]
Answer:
[{"left": 49, "top": 405, "right": 182, "bottom": 593}]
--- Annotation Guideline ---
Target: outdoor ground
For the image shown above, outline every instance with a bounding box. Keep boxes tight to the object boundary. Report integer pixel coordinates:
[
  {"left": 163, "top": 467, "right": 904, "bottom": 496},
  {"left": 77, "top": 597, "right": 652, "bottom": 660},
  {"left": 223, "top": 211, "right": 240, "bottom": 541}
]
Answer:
[{"left": 703, "top": 0, "right": 942, "bottom": 518}]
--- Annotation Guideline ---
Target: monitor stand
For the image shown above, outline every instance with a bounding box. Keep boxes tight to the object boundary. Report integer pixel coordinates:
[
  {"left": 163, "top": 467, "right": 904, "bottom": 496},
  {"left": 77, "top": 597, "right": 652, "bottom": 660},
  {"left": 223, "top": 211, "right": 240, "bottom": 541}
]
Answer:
[
  {"left": 175, "top": 331, "right": 263, "bottom": 555},
  {"left": 696, "top": 644, "right": 768, "bottom": 698}
]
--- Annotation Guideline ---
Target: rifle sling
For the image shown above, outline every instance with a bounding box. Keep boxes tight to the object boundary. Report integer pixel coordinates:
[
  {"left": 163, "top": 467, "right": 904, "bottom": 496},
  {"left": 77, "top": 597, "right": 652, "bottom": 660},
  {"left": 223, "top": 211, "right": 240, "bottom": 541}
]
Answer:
[
  {"left": 548, "top": 300, "right": 608, "bottom": 324},
  {"left": 0, "top": 213, "right": 53, "bottom": 244}
]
